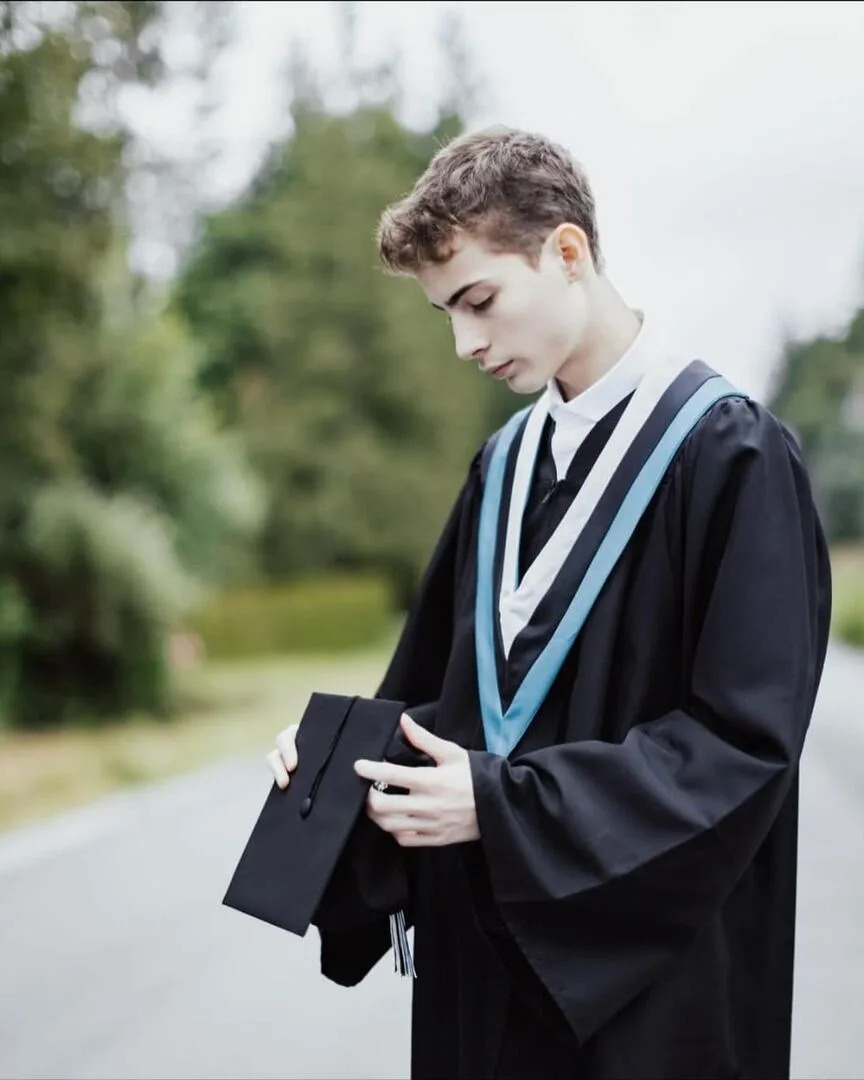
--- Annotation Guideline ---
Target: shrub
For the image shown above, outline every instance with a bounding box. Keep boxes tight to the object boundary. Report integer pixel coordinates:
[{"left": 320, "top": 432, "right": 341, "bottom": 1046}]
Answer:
[
  {"left": 190, "top": 575, "right": 395, "bottom": 659},
  {"left": 830, "top": 547, "right": 864, "bottom": 649},
  {"left": 835, "top": 606, "right": 864, "bottom": 648}
]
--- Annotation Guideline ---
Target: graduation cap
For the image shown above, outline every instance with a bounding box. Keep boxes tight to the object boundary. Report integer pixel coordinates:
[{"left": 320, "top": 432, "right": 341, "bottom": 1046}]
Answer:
[{"left": 223, "top": 692, "right": 426, "bottom": 953}]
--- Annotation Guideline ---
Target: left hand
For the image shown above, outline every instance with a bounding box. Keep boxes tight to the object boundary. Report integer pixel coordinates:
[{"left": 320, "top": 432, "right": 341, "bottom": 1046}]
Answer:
[{"left": 354, "top": 713, "right": 480, "bottom": 847}]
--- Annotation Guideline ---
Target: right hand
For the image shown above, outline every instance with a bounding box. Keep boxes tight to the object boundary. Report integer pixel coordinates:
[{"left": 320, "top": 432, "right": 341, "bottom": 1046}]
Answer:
[{"left": 266, "top": 723, "right": 299, "bottom": 789}]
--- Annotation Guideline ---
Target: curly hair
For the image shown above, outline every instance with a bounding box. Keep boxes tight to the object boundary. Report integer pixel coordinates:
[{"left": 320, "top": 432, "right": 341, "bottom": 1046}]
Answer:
[{"left": 376, "top": 126, "right": 603, "bottom": 275}]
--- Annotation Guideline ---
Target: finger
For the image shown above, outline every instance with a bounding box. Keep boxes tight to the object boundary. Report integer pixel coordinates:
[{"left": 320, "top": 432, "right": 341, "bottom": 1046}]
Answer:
[
  {"left": 354, "top": 758, "right": 432, "bottom": 790},
  {"left": 400, "top": 713, "right": 461, "bottom": 765},
  {"left": 393, "top": 830, "right": 422, "bottom": 846},
  {"left": 275, "top": 724, "right": 299, "bottom": 771},
  {"left": 266, "top": 748, "right": 290, "bottom": 789},
  {"left": 395, "top": 829, "right": 440, "bottom": 847},
  {"left": 366, "top": 788, "right": 436, "bottom": 818},
  {"left": 369, "top": 813, "right": 430, "bottom": 835}
]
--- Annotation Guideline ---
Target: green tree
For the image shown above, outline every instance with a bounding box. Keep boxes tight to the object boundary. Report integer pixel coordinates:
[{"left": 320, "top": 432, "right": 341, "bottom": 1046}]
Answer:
[
  {"left": 175, "top": 22, "right": 513, "bottom": 604},
  {"left": 768, "top": 303, "right": 864, "bottom": 541},
  {"left": 0, "top": 1, "right": 261, "bottom": 727}
]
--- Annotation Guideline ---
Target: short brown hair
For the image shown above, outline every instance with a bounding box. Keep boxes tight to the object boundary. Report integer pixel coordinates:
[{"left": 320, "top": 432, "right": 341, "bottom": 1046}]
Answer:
[{"left": 376, "top": 126, "right": 603, "bottom": 275}]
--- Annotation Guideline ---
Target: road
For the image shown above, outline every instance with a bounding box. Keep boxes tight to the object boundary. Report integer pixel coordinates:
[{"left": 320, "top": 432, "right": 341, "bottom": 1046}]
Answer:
[{"left": 0, "top": 644, "right": 862, "bottom": 1080}]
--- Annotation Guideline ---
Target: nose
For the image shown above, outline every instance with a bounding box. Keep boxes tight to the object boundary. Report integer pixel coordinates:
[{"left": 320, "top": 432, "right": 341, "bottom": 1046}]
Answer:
[{"left": 453, "top": 323, "right": 489, "bottom": 363}]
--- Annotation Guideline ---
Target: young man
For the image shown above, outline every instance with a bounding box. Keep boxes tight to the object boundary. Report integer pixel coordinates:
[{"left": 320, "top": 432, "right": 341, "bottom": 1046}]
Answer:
[{"left": 267, "top": 127, "right": 831, "bottom": 1079}]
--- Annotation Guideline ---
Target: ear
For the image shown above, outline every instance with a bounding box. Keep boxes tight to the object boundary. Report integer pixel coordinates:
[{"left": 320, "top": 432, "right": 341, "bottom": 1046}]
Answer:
[{"left": 552, "top": 223, "right": 591, "bottom": 280}]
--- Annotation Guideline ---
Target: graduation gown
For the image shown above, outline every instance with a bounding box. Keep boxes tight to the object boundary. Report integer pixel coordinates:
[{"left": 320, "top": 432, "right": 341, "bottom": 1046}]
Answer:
[{"left": 313, "top": 373, "right": 832, "bottom": 1080}]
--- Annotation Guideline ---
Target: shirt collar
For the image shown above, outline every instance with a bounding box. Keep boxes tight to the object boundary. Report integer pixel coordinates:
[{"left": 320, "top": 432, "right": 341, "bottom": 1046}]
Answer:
[{"left": 547, "top": 311, "right": 654, "bottom": 425}]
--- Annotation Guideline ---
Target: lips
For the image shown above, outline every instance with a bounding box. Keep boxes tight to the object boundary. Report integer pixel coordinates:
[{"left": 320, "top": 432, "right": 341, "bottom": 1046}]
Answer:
[{"left": 486, "top": 360, "right": 514, "bottom": 379}]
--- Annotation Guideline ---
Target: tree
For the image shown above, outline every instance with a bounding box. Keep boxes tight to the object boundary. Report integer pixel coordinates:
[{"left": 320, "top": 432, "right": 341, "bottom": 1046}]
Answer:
[
  {"left": 768, "top": 299, "right": 864, "bottom": 541},
  {"left": 0, "top": 1, "right": 261, "bottom": 727},
  {"left": 174, "top": 13, "right": 513, "bottom": 603}
]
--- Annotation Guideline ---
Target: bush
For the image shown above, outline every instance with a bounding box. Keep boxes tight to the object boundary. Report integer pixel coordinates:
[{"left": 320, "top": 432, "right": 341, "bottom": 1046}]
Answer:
[
  {"left": 831, "top": 547, "right": 864, "bottom": 648},
  {"left": 190, "top": 575, "right": 396, "bottom": 659},
  {"left": 836, "top": 606, "right": 864, "bottom": 648}
]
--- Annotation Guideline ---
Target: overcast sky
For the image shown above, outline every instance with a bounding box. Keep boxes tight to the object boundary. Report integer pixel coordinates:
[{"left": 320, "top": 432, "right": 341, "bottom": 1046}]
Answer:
[{"left": 156, "top": 1, "right": 864, "bottom": 401}]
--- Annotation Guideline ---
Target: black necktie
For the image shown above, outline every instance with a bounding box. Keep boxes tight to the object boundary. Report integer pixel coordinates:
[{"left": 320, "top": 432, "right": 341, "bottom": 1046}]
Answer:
[{"left": 518, "top": 395, "right": 634, "bottom": 582}]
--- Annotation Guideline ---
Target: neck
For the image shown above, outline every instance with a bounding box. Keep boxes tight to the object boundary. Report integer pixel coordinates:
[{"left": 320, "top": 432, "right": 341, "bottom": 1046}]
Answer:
[{"left": 554, "top": 279, "right": 643, "bottom": 402}]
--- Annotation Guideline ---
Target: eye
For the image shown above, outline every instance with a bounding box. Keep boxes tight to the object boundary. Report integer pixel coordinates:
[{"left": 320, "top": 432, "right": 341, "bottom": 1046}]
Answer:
[{"left": 470, "top": 295, "right": 495, "bottom": 313}]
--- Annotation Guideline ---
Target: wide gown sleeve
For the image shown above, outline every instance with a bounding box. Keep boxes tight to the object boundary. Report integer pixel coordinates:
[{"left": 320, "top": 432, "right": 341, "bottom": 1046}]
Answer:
[
  {"left": 315, "top": 455, "right": 481, "bottom": 986},
  {"left": 467, "top": 399, "right": 832, "bottom": 1044}
]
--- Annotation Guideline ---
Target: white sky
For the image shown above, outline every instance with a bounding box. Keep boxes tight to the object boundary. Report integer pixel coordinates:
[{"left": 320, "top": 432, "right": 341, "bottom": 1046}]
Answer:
[{"left": 154, "top": 0, "right": 864, "bottom": 400}]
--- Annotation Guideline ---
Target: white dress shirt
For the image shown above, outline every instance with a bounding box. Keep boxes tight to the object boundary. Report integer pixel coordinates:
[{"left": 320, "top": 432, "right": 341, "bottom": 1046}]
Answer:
[{"left": 498, "top": 312, "right": 686, "bottom": 655}]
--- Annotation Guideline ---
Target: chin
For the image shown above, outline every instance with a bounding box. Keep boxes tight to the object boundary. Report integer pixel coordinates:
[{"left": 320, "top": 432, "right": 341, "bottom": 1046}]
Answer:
[{"left": 507, "top": 369, "right": 547, "bottom": 396}]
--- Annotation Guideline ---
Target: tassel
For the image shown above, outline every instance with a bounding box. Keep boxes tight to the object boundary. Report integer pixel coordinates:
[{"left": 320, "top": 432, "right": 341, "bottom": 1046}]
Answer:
[
  {"left": 372, "top": 781, "right": 416, "bottom": 978},
  {"left": 389, "top": 909, "right": 416, "bottom": 978}
]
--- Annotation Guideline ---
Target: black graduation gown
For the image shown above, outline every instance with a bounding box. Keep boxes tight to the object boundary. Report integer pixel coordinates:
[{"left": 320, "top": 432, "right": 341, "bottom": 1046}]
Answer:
[{"left": 314, "top": 390, "right": 832, "bottom": 1080}]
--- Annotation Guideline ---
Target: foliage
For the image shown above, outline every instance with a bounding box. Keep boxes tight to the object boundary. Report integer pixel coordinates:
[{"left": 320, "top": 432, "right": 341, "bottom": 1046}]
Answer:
[
  {"left": 768, "top": 307, "right": 864, "bottom": 542},
  {"left": 0, "top": 1, "right": 260, "bottom": 728},
  {"left": 0, "top": 0, "right": 514, "bottom": 728},
  {"left": 190, "top": 575, "right": 394, "bottom": 659},
  {"left": 830, "top": 546, "right": 864, "bottom": 648},
  {"left": 174, "top": 37, "right": 514, "bottom": 605}
]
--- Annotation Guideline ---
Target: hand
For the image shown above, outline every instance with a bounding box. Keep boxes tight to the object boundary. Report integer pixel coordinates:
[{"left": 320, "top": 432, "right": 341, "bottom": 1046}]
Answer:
[
  {"left": 354, "top": 714, "right": 480, "bottom": 847},
  {"left": 266, "top": 722, "right": 299, "bottom": 789}
]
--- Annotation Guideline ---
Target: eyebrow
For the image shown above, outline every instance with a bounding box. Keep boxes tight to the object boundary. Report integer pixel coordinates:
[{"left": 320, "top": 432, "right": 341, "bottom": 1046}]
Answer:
[{"left": 430, "top": 280, "right": 486, "bottom": 311}]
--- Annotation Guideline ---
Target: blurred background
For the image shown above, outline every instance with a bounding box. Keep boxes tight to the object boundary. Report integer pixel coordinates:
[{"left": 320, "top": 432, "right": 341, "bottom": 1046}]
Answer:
[{"left": 0, "top": 2, "right": 862, "bottom": 1078}]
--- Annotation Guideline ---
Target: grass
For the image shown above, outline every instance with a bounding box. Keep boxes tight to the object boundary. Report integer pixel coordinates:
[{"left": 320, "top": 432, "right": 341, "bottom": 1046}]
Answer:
[
  {"left": 0, "top": 634, "right": 397, "bottom": 834},
  {"left": 3, "top": 546, "right": 862, "bottom": 836},
  {"left": 831, "top": 545, "right": 864, "bottom": 647}
]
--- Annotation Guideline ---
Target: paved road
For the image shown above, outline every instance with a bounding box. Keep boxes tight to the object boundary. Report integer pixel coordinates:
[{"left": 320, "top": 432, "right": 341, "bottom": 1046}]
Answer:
[{"left": 0, "top": 645, "right": 862, "bottom": 1080}]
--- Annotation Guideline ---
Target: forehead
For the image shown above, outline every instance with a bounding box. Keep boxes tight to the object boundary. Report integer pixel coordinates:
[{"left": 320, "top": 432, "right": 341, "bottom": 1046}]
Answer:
[{"left": 415, "top": 233, "right": 528, "bottom": 304}]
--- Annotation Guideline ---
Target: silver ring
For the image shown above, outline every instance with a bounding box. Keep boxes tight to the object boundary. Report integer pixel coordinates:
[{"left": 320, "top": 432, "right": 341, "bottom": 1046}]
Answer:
[{"left": 373, "top": 780, "right": 390, "bottom": 793}]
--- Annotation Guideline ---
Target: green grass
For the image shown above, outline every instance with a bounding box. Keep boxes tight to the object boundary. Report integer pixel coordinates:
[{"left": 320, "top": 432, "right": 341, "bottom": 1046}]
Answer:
[{"left": 0, "top": 632, "right": 397, "bottom": 833}]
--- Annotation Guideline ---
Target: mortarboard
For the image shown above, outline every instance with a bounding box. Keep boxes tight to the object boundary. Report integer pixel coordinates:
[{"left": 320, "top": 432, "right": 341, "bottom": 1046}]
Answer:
[{"left": 222, "top": 692, "right": 426, "bottom": 942}]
